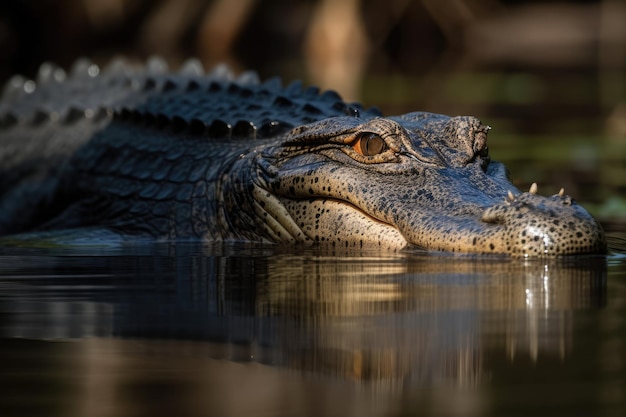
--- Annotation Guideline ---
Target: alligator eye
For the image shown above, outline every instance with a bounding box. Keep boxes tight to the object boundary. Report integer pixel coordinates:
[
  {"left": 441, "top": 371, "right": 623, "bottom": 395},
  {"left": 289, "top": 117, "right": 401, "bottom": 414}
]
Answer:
[{"left": 351, "top": 133, "right": 387, "bottom": 156}]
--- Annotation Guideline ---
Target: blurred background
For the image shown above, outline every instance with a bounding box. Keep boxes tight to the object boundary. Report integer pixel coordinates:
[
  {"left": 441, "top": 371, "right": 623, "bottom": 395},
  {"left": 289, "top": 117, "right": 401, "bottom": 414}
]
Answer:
[{"left": 0, "top": 0, "right": 625, "bottom": 225}]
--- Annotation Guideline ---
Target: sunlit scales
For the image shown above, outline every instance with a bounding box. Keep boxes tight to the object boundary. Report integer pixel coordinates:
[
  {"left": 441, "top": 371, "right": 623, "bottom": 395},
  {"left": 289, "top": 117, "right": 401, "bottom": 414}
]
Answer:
[{"left": 523, "top": 225, "right": 555, "bottom": 256}]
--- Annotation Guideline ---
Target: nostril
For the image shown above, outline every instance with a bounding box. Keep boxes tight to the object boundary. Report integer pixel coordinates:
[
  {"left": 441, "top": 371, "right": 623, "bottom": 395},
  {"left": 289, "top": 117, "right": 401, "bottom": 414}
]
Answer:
[{"left": 474, "top": 130, "right": 488, "bottom": 154}]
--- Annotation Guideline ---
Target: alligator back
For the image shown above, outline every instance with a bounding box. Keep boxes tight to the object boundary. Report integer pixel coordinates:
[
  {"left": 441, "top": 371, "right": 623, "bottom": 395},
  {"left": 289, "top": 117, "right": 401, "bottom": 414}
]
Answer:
[{"left": 0, "top": 58, "right": 380, "bottom": 236}]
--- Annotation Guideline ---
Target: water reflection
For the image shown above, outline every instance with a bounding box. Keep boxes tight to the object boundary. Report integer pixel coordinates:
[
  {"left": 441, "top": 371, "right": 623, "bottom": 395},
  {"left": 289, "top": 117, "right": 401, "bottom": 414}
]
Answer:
[
  {"left": 256, "top": 253, "right": 606, "bottom": 386},
  {"left": 0, "top": 244, "right": 606, "bottom": 391}
]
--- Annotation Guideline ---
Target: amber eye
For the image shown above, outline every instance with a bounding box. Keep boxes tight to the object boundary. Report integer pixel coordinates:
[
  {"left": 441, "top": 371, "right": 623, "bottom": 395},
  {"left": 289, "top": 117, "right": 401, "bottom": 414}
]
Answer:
[{"left": 351, "top": 133, "right": 387, "bottom": 156}]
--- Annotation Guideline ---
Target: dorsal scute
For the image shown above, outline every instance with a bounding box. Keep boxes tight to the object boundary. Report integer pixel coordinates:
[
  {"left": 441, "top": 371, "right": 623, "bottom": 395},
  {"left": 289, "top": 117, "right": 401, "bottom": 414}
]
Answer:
[
  {"left": 179, "top": 58, "right": 204, "bottom": 76},
  {"left": 70, "top": 58, "right": 101, "bottom": 78},
  {"left": 37, "top": 62, "right": 67, "bottom": 84},
  {"left": 1, "top": 57, "right": 378, "bottom": 138}
]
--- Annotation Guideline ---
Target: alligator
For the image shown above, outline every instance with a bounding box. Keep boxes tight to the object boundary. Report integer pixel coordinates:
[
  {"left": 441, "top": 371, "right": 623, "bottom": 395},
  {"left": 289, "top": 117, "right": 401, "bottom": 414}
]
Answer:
[{"left": 0, "top": 58, "right": 607, "bottom": 256}]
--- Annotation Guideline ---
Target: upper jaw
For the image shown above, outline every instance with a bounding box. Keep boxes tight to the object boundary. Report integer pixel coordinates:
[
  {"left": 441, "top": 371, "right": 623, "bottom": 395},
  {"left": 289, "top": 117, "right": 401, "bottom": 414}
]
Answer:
[
  {"left": 396, "top": 187, "right": 607, "bottom": 257},
  {"left": 266, "top": 142, "right": 606, "bottom": 256}
]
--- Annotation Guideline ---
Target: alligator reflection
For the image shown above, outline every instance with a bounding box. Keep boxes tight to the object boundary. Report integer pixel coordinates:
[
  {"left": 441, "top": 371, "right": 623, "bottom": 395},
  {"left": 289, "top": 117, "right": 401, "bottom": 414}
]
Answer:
[
  {"left": 259, "top": 255, "right": 606, "bottom": 385},
  {"left": 0, "top": 245, "right": 607, "bottom": 388}
]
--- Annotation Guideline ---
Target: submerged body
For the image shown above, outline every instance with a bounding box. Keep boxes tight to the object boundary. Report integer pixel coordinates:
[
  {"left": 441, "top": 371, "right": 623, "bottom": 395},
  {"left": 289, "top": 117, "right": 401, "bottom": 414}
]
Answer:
[{"left": 0, "top": 58, "right": 606, "bottom": 256}]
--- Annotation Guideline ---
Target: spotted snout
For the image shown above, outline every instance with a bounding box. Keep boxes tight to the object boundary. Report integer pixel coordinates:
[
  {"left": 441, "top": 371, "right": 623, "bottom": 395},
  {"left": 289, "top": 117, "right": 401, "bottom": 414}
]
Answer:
[{"left": 480, "top": 188, "right": 606, "bottom": 256}]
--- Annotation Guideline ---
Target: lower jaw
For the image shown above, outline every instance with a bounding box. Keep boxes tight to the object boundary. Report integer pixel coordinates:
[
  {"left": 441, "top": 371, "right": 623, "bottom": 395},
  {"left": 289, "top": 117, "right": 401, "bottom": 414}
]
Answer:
[
  {"left": 280, "top": 200, "right": 603, "bottom": 256},
  {"left": 281, "top": 199, "right": 408, "bottom": 251},
  {"left": 403, "top": 231, "right": 606, "bottom": 257}
]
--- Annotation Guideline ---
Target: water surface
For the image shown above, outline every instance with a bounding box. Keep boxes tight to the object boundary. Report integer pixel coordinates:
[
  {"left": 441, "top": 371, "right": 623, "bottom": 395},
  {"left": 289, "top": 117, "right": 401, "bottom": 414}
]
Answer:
[{"left": 0, "top": 242, "right": 624, "bottom": 417}]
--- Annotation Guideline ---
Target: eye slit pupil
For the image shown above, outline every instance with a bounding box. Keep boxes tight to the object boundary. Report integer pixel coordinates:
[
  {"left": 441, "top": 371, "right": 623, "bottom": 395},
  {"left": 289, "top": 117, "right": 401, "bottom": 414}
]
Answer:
[{"left": 354, "top": 133, "right": 386, "bottom": 156}]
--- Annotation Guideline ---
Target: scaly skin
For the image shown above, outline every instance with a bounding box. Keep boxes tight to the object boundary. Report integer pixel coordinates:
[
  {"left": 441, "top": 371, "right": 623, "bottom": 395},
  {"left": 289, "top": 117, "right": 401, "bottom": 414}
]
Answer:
[{"left": 0, "top": 58, "right": 607, "bottom": 256}]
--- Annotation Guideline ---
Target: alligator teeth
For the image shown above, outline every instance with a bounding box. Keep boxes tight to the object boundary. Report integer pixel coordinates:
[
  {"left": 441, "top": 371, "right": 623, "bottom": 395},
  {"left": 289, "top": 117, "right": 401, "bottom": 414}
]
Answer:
[
  {"left": 529, "top": 182, "right": 538, "bottom": 195},
  {"left": 558, "top": 188, "right": 565, "bottom": 197},
  {"left": 507, "top": 190, "right": 515, "bottom": 202}
]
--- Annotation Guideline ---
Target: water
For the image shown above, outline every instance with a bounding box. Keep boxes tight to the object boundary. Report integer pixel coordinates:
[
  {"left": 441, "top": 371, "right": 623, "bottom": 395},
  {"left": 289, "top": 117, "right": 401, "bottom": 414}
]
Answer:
[{"left": 0, "top": 242, "right": 624, "bottom": 417}]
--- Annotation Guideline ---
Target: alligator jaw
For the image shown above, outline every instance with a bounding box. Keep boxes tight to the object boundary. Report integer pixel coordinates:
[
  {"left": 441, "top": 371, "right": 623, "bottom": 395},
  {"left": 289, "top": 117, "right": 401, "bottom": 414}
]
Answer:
[
  {"left": 264, "top": 114, "right": 607, "bottom": 257},
  {"left": 278, "top": 198, "right": 409, "bottom": 250},
  {"left": 265, "top": 160, "right": 606, "bottom": 256},
  {"left": 393, "top": 186, "right": 606, "bottom": 257},
  {"left": 266, "top": 190, "right": 606, "bottom": 256}
]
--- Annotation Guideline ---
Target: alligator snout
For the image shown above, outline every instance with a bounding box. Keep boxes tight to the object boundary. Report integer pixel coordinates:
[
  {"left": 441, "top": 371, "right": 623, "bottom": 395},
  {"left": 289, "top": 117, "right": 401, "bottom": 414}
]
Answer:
[{"left": 479, "top": 185, "right": 606, "bottom": 256}]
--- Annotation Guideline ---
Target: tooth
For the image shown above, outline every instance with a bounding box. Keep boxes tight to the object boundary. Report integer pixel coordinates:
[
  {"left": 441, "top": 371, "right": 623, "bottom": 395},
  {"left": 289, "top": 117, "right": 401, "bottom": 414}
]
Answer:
[
  {"left": 558, "top": 188, "right": 565, "bottom": 197},
  {"left": 529, "top": 183, "right": 538, "bottom": 195},
  {"left": 507, "top": 190, "right": 515, "bottom": 201}
]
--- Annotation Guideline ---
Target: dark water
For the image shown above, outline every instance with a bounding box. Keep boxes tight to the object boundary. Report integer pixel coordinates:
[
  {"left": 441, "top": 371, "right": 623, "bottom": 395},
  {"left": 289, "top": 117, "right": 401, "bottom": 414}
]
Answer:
[{"left": 0, "top": 242, "right": 624, "bottom": 417}]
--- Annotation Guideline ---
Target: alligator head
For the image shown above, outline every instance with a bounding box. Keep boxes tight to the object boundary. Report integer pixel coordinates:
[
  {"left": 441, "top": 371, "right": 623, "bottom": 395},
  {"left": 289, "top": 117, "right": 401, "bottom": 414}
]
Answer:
[{"left": 237, "top": 112, "right": 606, "bottom": 257}]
